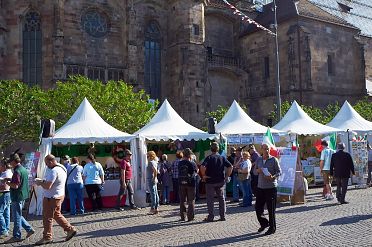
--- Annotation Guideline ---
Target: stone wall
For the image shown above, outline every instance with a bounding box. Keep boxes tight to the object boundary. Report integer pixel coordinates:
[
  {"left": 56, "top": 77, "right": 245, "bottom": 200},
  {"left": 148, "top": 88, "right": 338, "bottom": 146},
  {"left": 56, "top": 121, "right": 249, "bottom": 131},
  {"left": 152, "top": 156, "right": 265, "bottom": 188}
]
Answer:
[{"left": 239, "top": 17, "right": 366, "bottom": 123}]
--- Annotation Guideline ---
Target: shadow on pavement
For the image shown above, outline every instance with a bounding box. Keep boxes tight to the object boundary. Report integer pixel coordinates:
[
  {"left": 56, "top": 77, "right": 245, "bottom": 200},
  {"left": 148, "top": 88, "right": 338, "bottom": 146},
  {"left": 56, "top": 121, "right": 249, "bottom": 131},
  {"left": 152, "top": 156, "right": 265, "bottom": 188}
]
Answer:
[
  {"left": 276, "top": 203, "right": 336, "bottom": 214},
  {"left": 79, "top": 219, "right": 206, "bottom": 238},
  {"left": 320, "top": 214, "right": 372, "bottom": 226},
  {"left": 171, "top": 232, "right": 264, "bottom": 247}
]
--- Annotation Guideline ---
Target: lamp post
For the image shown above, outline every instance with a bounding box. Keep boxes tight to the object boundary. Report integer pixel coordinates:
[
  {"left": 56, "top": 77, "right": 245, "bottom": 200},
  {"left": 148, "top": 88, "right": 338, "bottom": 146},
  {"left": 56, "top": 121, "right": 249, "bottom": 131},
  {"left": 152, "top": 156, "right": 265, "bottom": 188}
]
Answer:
[{"left": 273, "top": 0, "right": 282, "bottom": 121}]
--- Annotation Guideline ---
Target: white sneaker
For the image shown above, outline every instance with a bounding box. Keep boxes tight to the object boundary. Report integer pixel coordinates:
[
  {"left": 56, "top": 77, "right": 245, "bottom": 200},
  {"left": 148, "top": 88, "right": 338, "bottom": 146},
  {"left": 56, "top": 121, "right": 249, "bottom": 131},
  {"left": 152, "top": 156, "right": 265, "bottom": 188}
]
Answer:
[{"left": 326, "top": 194, "right": 334, "bottom": 200}]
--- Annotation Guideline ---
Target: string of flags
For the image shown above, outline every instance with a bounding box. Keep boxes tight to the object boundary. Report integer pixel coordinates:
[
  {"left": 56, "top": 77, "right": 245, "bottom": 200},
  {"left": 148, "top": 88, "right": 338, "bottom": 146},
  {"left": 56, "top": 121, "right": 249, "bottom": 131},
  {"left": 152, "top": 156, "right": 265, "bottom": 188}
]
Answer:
[{"left": 221, "top": 0, "right": 276, "bottom": 36}]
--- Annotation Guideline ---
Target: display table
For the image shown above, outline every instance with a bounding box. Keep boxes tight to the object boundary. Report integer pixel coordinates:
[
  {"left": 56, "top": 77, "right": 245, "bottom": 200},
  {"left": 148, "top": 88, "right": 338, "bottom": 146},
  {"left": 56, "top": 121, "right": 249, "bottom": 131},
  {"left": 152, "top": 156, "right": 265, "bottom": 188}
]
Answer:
[{"left": 67, "top": 180, "right": 125, "bottom": 210}]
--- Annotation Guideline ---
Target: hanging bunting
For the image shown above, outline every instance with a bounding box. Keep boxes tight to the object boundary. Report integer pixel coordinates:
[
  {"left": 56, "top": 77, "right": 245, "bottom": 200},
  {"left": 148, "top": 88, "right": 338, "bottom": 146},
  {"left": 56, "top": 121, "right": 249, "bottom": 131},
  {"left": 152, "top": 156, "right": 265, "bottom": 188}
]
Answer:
[{"left": 221, "top": 0, "right": 275, "bottom": 36}]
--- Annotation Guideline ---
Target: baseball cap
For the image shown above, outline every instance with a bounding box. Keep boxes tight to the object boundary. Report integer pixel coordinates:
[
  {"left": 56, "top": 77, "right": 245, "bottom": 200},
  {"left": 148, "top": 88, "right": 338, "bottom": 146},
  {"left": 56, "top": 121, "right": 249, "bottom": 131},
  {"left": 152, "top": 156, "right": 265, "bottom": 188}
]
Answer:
[{"left": 62, "top": 155, "right": 70, "bottom": 160}]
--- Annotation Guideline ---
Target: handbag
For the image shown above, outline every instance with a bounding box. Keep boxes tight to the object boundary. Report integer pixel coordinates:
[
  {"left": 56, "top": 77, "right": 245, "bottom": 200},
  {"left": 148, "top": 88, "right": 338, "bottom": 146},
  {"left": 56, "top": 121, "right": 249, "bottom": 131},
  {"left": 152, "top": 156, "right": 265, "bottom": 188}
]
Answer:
[{"left": 238, "top": 172, "right": 248, "bottom": 181}]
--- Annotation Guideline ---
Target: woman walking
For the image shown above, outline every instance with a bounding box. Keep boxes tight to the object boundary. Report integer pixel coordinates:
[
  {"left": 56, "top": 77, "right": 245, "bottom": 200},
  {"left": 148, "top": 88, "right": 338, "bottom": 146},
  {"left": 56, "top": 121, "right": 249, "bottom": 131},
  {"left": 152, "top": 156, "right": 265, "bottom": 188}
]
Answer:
[
  {"left": 67, "top": 157, "right": 85, "bottom": 215},
  {"left": 83, "top": 154, "right": 105, "bottom": 211},
  {"left": 0, "top": 158, "right": 12, "bottom": 239}
]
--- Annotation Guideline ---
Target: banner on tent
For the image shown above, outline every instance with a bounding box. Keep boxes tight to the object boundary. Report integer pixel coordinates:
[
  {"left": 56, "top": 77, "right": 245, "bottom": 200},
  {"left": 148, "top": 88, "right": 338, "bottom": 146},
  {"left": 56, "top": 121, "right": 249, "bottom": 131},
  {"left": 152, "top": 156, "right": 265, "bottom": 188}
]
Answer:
[
  {"left": 277, "top": 147, "right": 297, "bottom": 196},
  {"left": 227, "top": 135, "right": 280, "bottom": 145}
]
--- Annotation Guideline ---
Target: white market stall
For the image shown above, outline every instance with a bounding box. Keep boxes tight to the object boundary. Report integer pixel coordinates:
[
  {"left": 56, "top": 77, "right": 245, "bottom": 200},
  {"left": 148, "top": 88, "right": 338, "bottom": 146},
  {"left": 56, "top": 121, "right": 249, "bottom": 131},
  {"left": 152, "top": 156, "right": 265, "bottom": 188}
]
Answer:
[
  {"left": 215, "top": 100, "right": 282, "bottom": 144},
  {"left": 327, "top": 101, "right": 372, "bottom": 186},
  {"left": 327, "top": 100, "right": 372, "bottom": 144},
  {"left": 29, "top": 98, "right": 133, "bottom": 215},
  {"left": 130, "top": 99, "right": 218, "bottom": 206},
  {"left": 272, "top": 101, "right": 341, "bottom": 201}
]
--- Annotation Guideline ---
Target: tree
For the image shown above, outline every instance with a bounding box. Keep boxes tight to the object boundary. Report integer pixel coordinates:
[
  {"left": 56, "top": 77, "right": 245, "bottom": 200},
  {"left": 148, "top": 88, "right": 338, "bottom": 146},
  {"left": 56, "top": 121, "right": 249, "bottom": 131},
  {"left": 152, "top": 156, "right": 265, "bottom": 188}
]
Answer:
[
  {"left": 0, "top": 80, "right": 44, "bottom": 149},
  {"left": 0, "top": 76, "right": 158, "bottom": 150}
]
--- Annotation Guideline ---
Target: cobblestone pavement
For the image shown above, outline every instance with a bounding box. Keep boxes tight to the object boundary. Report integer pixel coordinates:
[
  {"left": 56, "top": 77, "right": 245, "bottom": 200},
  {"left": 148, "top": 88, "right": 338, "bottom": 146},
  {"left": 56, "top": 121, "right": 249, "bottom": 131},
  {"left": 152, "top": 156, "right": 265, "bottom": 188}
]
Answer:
[{"left": 2, "top": 187, "right": 372, "bottom": 247}]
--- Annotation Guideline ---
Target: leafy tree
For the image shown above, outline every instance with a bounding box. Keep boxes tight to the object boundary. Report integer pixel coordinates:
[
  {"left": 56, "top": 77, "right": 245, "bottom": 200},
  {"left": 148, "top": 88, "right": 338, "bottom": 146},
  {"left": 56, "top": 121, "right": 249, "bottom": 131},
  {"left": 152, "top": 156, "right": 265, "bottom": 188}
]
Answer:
[
  {"left": 0, "top": 76, "right": 158, "bottom": 150},
  {"left": 0, "top": 80, "right": 44, "bottom": 149},
  {"left": 353, "top": 97, "right": 372, "bottom": 121}
]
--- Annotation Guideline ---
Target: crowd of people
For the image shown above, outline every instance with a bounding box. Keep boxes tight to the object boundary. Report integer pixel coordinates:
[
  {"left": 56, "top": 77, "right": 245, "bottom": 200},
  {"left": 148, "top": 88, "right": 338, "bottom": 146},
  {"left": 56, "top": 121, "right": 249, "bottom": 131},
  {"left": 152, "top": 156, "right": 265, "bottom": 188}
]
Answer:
[{"left": 0, "top": 140, "right": 359, "bottom": 245}]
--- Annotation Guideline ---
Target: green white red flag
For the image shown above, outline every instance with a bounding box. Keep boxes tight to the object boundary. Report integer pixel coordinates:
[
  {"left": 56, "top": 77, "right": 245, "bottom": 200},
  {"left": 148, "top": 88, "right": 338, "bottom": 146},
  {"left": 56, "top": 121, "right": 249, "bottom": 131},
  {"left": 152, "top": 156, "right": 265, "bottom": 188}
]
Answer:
[{"left": 262, "top": 127, "right": 279, "bottom": 157}]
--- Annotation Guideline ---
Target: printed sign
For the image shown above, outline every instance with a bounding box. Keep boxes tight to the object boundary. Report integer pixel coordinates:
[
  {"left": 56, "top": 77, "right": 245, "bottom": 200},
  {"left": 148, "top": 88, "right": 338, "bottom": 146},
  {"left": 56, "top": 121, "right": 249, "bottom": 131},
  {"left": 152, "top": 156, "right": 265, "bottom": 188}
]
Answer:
[
  {"left": 277, "top": 147, "right": 297, "bottom": 196},
  {"left": 23, "top": 152, "right": 41, "bottom": 187}
]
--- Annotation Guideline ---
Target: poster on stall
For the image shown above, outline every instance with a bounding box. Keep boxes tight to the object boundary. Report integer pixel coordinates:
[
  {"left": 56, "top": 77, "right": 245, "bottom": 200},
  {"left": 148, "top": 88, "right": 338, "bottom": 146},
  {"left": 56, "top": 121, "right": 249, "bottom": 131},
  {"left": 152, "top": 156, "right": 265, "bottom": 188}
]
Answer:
[
  {"left": 23, "top": 152, "right": 41, "bottom": 187},
  {"left": 351, "top": 140, "right": 368, "bottom": 186},
  {"left": 277, "top": 147, "right": 298, "bottom": 196}
]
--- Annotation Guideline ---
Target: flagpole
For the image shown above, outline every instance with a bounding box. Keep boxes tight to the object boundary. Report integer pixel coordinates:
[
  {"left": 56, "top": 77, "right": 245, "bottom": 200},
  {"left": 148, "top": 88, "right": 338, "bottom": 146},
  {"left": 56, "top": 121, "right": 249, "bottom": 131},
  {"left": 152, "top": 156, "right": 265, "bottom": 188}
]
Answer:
[{"left": 273, "top": 0, "right": 282, "bottom": 121}]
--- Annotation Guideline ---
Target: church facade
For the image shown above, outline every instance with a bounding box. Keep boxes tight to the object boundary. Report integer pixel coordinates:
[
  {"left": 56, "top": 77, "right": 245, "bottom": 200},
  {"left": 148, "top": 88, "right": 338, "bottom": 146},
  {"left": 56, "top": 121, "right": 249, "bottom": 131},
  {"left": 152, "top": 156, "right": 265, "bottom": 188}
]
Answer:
[{"left": 0, "top": 0, "right": 370, "bottom": 127}]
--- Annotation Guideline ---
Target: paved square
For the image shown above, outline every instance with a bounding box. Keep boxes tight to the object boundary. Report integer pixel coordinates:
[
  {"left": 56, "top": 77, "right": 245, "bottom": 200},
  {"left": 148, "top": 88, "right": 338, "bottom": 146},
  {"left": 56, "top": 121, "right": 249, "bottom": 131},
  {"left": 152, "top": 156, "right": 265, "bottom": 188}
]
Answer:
[{"left": 2, "top": 187, "right": 372, "bottom": 247}]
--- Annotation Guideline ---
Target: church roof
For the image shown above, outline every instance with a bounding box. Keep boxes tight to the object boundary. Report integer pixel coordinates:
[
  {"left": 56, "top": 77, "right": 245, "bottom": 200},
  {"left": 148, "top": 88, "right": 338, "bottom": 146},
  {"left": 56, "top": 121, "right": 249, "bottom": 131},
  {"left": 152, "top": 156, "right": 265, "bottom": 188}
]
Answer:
[
  {"left": 308, "top": 0, "right": 372, "bottom": 37},
  {"left": 240, "top": 0, "right": 357, "bottom": 36}
]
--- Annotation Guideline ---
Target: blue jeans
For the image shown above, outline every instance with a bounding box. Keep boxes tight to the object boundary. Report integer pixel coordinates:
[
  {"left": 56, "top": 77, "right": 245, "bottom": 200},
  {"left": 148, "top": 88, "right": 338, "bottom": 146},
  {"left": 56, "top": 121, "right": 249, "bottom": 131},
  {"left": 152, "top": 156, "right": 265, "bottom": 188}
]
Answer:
[
  {"left": 68, "top": 183, "right": 85, "bottom": 214},
  {"left": 11, "top": 200, "right": 33, "bottom": 239},
  {"left": 239, "top": 179, "right": 252, "bottom": 206},
  {"left": 148, "top": 182, "right": 159, "bottom": 209},
  {"left": 232, "top": 173, "right": 240, "bottom": 201},
  {"left": 162, "top": 186, "right": 170, "bottom": 203},
  {"left": 0, "top": 192, "right": 11, "bottom": 235}
]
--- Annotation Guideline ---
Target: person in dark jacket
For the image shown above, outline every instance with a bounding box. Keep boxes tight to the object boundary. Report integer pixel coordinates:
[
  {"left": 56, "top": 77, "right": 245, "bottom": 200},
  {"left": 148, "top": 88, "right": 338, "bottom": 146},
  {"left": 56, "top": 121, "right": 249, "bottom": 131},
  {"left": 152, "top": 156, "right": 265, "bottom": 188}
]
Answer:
[{"left": 330, "top": 143, "right": 355, "bottom": 204}]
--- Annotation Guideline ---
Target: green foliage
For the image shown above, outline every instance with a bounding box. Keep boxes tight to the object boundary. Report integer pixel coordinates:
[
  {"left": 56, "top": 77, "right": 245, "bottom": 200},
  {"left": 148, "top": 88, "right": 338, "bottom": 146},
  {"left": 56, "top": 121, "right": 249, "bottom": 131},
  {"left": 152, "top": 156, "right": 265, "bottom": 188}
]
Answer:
[
  {"left": 353, "top": 97, "right": 372, "bottom": 121},
  {"left": 0, "top": 80, "right": 44, "bottom": 148},
  {"left": 0, "top": 76, "right": 157, "bottom": 150}
]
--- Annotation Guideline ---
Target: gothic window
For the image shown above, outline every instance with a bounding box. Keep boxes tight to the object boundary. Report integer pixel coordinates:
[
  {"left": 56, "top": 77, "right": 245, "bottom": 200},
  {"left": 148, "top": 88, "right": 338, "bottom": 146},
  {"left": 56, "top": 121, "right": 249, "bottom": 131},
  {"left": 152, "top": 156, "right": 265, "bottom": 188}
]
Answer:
[
  {"left": 23, "top": 11, "right": 42, "bottom": 85},
  {"left": 264, "top": 56, "right": 270, "bottom": 79},
  {"left": 81, "top": 9, "right": 109, "bottom": 38},
  {"left": 144, "top": 21, "right": 161, "bottom": 99},
  {"left": 327, "top": 53, "right": 335, "bottom": 76}
]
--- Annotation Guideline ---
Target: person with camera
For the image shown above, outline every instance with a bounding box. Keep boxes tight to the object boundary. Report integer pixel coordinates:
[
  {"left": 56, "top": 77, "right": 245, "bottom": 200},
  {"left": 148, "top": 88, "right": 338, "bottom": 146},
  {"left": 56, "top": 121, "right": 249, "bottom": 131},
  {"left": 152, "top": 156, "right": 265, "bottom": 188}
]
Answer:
[{"left": 178, "top": 148, "right": 198, "bottom": 221}]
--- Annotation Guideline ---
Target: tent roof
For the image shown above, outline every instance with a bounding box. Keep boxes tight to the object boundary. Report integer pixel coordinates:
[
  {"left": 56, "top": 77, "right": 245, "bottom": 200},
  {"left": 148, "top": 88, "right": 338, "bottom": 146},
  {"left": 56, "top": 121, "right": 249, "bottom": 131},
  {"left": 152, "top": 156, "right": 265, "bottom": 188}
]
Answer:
[
  {"left": 327, "top": 101, "right": 372, "bottom": 132},
  {"left": 51, "top": 98, "right": 133, "bottom": 144},
  {"left": 134, "top": 99, "right": 217, "bottom": 141},
  {"left": 216, "top": 100, "right": 279, "bottom": 135},
  {"left": 272, "top": 101, "right": 340, "bottom": 135}
]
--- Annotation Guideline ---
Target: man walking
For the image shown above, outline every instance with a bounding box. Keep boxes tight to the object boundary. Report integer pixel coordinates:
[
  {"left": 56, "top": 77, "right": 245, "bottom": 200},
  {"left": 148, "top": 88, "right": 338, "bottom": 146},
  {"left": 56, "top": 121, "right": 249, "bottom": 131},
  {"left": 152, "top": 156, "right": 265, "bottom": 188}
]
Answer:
[
  {"left": 4, "top": 153, "right": 34, "bottom": 243},
  {"left": 200, "top": 142, "right": 233, "bottom": 222},
  {"left": 34, "top": 154, "right": 77, "bottom": 245},
  {"left": 330, "top": 143, "right": 355, "bottom": 204},
  {"left": 320, "top": 140, "right": 335, "bottom": 200},
  {"left": 255, "top": 144, "right": 281, "bottom": 235},
  {"left": 178, "top": 148, "right": 198, "bottom": 221},
  {"left": 116, "top": 149, "right": 138, "bottom": 211}
]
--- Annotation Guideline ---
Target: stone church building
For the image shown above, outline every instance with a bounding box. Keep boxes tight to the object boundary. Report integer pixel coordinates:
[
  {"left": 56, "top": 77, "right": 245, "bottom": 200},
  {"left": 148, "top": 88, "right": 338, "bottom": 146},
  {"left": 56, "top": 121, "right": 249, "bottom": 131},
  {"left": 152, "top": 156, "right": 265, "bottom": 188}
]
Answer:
[{"left": 0, "top": 0, "right": 371, "bottom": 127}]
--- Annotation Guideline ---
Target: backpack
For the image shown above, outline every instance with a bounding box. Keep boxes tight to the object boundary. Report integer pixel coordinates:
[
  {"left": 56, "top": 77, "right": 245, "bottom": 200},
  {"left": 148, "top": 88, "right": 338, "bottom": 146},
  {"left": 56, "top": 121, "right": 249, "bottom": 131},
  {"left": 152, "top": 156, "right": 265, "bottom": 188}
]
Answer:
[{"left": 178, "top": 160, "right": 196, "bottom": 186}]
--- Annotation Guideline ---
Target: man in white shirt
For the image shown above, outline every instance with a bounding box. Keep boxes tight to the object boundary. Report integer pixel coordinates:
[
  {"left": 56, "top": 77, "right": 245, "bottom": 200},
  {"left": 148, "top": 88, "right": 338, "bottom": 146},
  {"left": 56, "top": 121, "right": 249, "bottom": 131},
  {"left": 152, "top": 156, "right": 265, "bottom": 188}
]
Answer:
[{"left": 34, "top": 154, "right": 77, "bottom": 245}]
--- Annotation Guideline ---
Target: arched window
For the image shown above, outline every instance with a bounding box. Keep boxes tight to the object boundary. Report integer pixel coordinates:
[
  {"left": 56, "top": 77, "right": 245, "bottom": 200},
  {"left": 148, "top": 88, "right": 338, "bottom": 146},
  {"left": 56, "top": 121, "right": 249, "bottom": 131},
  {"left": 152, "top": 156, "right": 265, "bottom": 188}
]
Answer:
[
  {"left": 23, "top": 11, "right": 42, "bottom": 85},
  {"left": 144, "top": 21, "right": 161, "bottom": 99}
]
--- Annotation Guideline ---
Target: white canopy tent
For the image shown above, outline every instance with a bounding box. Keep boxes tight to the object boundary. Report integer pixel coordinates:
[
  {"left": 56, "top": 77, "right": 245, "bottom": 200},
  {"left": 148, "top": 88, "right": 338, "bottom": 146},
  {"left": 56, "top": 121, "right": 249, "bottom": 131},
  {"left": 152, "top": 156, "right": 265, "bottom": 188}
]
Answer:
[
  {"left": 327, "top": 100, "right": 372, "bottom": 133},
  {"left": 130, "top": 99, "right": 218, "bottom": 206},
  {"left": 29, "top": 98, "right": 133, "bottom": 215},
  {"left": 216, "top": 100, "right": 280, "bottom": 135},
  {"left": 327, "top": 100, "right": 372, "bottom": 153},
  {"left": 272, "top": 101, "right": 341, "bottom": 135}
]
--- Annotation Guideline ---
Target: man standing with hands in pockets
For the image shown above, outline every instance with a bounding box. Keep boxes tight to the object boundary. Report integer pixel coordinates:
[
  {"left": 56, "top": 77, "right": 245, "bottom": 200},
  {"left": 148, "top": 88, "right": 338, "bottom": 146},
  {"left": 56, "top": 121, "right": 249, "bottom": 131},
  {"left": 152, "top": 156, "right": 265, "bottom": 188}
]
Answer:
[{"left": 255, "top": 144, "right": 281, "bottom": 236}]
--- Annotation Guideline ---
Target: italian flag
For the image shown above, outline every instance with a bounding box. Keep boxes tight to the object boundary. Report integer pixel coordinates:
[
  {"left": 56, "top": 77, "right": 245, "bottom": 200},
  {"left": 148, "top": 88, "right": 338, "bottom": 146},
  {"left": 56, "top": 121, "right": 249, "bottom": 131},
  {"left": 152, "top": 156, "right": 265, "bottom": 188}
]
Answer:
[{"left": 262, "top": 127, "right": 279, "bottom": 157}]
